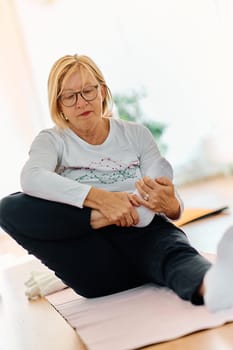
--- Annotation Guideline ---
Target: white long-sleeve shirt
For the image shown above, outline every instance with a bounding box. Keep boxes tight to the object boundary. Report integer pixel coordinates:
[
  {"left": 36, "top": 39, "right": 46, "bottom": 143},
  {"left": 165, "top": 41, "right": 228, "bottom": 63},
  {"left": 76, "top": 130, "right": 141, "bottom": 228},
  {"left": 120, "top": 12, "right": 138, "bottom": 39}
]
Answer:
[{"left": 21, "top": 118, "right": 183, "bottom": 213}]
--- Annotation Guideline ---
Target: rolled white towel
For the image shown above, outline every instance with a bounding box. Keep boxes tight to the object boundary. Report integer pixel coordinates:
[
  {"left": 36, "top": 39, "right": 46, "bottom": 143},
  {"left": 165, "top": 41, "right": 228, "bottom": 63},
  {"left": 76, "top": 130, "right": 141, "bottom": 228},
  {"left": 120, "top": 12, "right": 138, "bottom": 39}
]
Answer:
[{"left": 25, "top": 270, "right": 67, "bottom": 299}]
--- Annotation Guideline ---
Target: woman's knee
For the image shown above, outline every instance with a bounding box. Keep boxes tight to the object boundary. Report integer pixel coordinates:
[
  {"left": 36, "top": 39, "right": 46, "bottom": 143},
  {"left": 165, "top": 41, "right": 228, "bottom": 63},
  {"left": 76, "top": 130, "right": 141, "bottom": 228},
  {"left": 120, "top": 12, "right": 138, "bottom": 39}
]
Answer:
[
  {"left": 0, "top": 192, "right": 36, "bottom": 238},
  {"left": 0, "top": 192, "right": 20, "bottom": 232}
]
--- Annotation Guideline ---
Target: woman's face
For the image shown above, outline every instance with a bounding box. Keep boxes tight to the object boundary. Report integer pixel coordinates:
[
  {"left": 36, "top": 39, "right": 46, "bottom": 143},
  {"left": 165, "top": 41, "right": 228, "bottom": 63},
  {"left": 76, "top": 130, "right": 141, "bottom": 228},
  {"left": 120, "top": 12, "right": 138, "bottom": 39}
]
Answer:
[{"left": 59, "top": 68, "right": 105, "bottom": 134}]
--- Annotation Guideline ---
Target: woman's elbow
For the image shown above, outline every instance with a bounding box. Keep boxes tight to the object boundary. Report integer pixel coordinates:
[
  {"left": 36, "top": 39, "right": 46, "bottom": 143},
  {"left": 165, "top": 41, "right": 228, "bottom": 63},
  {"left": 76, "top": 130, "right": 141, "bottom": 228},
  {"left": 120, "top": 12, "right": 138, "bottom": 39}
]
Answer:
[{"left": 20, "top": 167, "right": 41, "bottom": 194}]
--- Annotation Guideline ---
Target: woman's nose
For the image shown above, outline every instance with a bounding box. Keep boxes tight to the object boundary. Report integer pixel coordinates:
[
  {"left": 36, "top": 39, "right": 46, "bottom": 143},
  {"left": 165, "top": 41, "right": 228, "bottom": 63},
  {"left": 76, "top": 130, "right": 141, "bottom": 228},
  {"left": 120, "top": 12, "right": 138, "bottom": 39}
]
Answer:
[{"left": 75, "top": 93, "right": 88, "bottom": 108}]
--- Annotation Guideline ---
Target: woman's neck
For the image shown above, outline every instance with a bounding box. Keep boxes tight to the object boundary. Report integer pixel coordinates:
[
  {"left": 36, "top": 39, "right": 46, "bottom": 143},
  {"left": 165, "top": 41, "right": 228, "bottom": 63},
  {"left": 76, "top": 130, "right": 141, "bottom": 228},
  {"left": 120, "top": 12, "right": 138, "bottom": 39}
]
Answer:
[{"left": 70, "top": 117, "right": 110, "bottom": 145}]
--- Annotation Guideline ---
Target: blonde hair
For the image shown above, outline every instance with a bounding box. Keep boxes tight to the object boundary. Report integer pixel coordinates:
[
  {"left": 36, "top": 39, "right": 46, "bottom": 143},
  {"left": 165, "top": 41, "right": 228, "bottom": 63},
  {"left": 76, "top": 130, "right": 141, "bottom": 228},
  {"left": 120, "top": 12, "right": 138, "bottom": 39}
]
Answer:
[{"left": 48, "top": 54, "right": 113, "bottom": 128}]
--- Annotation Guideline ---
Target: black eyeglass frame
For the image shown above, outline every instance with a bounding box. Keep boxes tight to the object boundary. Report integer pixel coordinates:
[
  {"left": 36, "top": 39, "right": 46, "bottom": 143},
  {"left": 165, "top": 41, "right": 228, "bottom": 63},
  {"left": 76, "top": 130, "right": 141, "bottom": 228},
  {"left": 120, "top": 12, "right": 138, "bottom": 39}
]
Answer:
[{"left": 59, "top": 84, "right": 99, "bottom": 107}]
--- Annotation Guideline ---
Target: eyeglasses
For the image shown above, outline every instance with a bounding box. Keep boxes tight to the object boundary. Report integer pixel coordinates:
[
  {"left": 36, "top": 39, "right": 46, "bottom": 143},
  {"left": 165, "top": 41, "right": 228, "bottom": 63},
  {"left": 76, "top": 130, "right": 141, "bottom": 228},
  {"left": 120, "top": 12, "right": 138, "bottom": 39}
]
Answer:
[{"left": 59, "top": 85, "right": 99, "bottom": 107}]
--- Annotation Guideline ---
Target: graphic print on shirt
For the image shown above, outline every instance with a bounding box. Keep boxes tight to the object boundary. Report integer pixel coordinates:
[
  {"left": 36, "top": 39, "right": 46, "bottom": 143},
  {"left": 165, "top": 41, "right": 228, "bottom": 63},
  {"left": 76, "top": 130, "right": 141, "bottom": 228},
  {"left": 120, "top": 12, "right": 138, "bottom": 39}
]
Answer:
[{"left": 59, "top": 157, "right": 140, "bottom": 185}]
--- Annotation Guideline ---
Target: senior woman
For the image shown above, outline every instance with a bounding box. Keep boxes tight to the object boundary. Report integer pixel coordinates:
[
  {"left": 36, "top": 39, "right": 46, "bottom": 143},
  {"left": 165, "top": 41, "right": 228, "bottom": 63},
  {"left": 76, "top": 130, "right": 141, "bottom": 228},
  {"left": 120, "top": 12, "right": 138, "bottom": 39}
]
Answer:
[{"left": 0, "top": 54, "right": 233, "bottom": 313}]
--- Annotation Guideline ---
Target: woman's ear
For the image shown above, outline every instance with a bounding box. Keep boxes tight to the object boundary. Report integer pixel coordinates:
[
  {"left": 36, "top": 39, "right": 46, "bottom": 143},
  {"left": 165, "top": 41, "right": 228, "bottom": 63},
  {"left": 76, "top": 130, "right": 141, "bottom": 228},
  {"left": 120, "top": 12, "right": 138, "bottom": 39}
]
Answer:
[
  {"left": 57, "top": 102, "right": 69, "bottom": 121},
  {"left": 57, "top": 100, "right": 62, "bottom": 113},
  {"left": 100, "top": 84, "right": 106, "bottom": 100}
]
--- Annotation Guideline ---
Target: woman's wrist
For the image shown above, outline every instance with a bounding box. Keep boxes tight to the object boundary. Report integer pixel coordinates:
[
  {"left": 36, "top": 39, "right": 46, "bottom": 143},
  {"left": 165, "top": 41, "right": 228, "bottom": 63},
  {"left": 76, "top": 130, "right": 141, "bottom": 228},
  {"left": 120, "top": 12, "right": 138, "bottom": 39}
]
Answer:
[
  {"left": 83, "top": 187, "right": 108, "bottom": 210},
  {"left": 90, "top": 210, "right": 111, "bottom": 229},
  {"left": 165, "top": 197, "right": 180, "bottom": 220}
]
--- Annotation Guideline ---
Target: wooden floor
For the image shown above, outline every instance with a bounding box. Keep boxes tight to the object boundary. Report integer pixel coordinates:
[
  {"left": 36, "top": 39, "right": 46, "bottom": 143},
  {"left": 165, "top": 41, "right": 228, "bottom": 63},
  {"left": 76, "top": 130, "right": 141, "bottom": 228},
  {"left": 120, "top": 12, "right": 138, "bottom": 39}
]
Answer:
[{"left": 1, "top": 174, "right": 233, "bottom": 350}]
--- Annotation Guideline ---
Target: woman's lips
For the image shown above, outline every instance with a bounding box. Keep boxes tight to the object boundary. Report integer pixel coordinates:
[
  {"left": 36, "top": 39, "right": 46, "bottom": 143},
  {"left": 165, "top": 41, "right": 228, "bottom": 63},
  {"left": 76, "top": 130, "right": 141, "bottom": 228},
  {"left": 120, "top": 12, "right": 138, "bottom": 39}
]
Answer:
[{"left": 79, "top": 111, "right": 91, "bottom": 117}]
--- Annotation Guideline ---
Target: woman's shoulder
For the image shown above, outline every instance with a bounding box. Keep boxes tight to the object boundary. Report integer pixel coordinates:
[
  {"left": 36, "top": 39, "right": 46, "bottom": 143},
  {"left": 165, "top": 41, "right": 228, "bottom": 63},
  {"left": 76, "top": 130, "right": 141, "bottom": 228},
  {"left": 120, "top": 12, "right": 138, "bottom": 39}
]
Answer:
[
  {"left": 110, "top": 118, "right": 150, "bottom": 142},
  {"left": 110, "top": 117, "right": 146, "bottom": 133},
  {"left": 37, "top": 126, "right": 65, "bottom": 137},
  {"left": 30, "top": 127, "right": 68, "bottom": 153},
  {"left": 35, "top": 126, "right": 69, "bottom": 142}
]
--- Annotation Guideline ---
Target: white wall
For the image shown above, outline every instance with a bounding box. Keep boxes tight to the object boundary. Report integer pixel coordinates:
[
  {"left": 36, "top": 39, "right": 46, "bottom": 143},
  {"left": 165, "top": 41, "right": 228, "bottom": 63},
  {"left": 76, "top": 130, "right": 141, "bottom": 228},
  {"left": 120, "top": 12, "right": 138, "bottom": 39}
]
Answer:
[
  {"left": 1, "top": 0, "right": 233, "bottom": 197},
  {"left": 0, "top": 0, "right": 43, "bottom": 197}
]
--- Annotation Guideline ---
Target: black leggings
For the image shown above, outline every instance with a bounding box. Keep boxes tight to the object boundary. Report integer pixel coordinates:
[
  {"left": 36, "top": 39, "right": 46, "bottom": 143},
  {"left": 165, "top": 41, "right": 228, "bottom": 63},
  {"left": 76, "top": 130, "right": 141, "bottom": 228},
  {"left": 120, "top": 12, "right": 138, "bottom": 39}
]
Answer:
[{"left": 0, "top": 192, "right": 211, "bottom": 304}]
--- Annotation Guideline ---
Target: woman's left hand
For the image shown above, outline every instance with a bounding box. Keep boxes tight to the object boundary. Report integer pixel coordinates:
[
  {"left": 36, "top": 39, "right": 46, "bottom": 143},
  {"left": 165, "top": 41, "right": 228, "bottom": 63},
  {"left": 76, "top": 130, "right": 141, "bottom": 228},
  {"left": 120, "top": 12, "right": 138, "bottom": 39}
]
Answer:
[{"left": 135, "top": 176, "right": 180, "bottom": 220}]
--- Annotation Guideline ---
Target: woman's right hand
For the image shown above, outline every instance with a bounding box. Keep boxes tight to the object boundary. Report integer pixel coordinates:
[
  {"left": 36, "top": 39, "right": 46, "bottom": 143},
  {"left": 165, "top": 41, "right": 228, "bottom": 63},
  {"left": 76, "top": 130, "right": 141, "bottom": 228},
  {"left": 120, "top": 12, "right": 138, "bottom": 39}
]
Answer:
[
  {"left": 84, "top": 188, "right": 141, "bottom": 227},
  {"left": 102, "top": 191, "right": 141, "bottom": 227}
]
